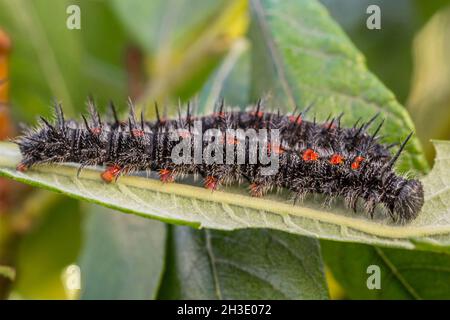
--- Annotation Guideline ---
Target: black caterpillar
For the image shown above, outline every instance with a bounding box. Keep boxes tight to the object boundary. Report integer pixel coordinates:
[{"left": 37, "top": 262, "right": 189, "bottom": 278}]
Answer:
[{"left": 15, "top": 99, "right": 424, "bottom": 223}]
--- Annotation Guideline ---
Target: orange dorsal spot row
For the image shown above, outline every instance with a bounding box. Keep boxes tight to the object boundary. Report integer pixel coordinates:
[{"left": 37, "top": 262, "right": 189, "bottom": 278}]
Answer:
[
  {"left": 204, "top": 176, "right": 218, "bottom": 190},
  {"left": 351, "top": 156, "right": 364, "bottom": 170},
  {"left": 159, "top": 169, "right": 174, "bottom": 183},
  {"left": 288, "top": 115, "right": 302, "bottom": 125},
  {"left": 303, "top": 149, "right": 318, "bottom": 161},
  {"left": 329, "top": 154, "right": 344, "bottom": 165},
  {"left": 101, "top": 165, "right": 121, "bottom": 183}
]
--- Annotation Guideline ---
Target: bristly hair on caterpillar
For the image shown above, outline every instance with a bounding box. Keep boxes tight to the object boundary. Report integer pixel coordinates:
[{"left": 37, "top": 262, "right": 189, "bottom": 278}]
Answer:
[{"left": 15, "top": 98, "right": 424, "bottom": 223}]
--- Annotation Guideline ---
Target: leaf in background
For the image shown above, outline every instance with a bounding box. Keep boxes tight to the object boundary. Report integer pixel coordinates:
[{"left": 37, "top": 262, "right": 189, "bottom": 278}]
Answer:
[
  {"left": 249, "top": 0, "right": 427, "bottom": 173},
  {"left": 322, "top": 241, "right": 450, "bottom": 299},
  {"left": 196, "top": 38, "right": 250, "bottom": 114},
  {"left": 12, "top": 196, "right": 81, "bottom": 299},
  {"left": 78, "top": 0, "right": 129, "bottom": 108},
  {"left": 110, "top": 0, "right": 249, "bottom": 106},
  {"left": 111, "top": 0, "right": 226, "bottom": 53},
  {"left": 78, "top": 206, "right": 166, "bottom": 300},
  {"left": 0, "top": 265, "right": 15, "bottom": 281},
  {"left": 407, "top": 6, "right": 450, "bottom": 162},
  {"left": 320, "top": 0, "right": 448, "bottom": 104},
  {"left": 0, "top": 0, "right": 132, "bottom": 121},
  {"left": 158, "top": 227, "right": 328, "bottom": 299},
  {"left": 319, "top": 0, "right": 416, "bottom": 104},
  {"left": 0, "top": 0, "right": 84, "bottom": 120}
]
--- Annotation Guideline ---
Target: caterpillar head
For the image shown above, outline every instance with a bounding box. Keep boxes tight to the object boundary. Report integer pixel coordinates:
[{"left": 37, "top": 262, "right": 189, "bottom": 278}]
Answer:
[{"left": 394, "top": 179, "right": 424, "bottom": 222}]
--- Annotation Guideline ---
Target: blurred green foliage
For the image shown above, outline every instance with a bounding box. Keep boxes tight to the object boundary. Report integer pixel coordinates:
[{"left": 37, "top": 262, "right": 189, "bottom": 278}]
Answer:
[
  {"left": 407, "top": 6, "right": 450, "bottom": 162},
  {"left": 14, "top": 196, "right": 81, "bottom": 299}
]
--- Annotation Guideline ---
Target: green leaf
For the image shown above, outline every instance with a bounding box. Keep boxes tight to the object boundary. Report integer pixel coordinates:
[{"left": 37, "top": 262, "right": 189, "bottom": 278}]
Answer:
[
  {"left": 0, "top": 265, "right": 15, "bottom": 281},
  {"left": 158, "top": 227, "right": 328, "bottom": 299},
  {"left": 0, "top": 0, "right": 129, "bottom": 120},
  {"left": 0, "top": 0, "right": 84, "bottom": 120},
  {"left": 249, "top": 0, "right": 428, "bottom": 173},
  {"left": 196, "top": 38, "right": 251, "bottom": 114},
  {"left": 0, "top": 140, "right": 449, "bottom": 250},
  {"left": 322, "top": 241, "right": 450, "bottom": 299},
  {"left": 111, "top": 0, "right": 229, "bottom": 53},
  {"left": 407, "top": 6, "right": 450, "bottom": 162},
  {"left": 111, "top": 0, "right": 249, "bottom": 104},
  {"left": 13, "top": 196, "right": 81, "bottom": 299},
  {"left": 78, "top": 206, "right": 166, "bottom": 300},
  {"left": 321, "top": 0, "right": 448, "bottom": 104},
  {"left": 77, "top": 0, "right": 129, "bottom": 106}
]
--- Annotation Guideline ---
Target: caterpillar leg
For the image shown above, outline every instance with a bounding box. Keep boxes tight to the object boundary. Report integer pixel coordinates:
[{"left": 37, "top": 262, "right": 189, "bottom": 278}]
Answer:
[
  {"left": 16, "top": 162, "right": 29, "bottom": 172},
  {"left": 101, "top": 165, "right": 121, "bottom": 183},
  {"left": 249, "top": 182, "right": 271, "bottom": 197},
  {"left": 204, "top": 176, "right": 219, "bottom": 190},
  {"left": 159, "top": 168, "right": 175, "bottom": 183}
]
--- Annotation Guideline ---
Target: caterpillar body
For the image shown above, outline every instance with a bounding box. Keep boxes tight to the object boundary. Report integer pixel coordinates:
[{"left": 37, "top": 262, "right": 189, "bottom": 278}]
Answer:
[{"left": 15, "top": 99, "right": 424, "bottom": 223}]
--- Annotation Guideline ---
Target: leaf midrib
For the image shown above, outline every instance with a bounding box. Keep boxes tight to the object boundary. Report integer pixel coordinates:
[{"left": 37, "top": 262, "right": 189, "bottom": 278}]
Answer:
[{"left": 374, "top": 247, "right": 422, "bottom": 300}]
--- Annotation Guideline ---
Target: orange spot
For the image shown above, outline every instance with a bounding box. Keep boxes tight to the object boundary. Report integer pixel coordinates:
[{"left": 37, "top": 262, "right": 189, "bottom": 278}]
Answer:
[
  {"left": 351, "top": 156, "right": 364, "bottom": 170},
  {"left": 329, "top": 154, "right": 343, "bottom": 165},
  {"left": 91, "top": 127, "right": 102, "bottom": 135},
  {"left": 227, "top": 136, "right": 239, "bottom": 145},
  {"left": 323, "top": 122, "right": 336, "bottom": 129},
  {"left": 204, "top": 176, "right": 218, "bottom": 190},
  {"left": 303, "top": 149, "right": 318, "bottom": 161},
  {"left": 219, "top": 134, "right": 239, "bottom": 145},
  {"left": 132, "top": 129, "right": 144, "bottom": 137},
  {"left": 213, "top": 112, "right": 225, "bottom": 117},
  {"left": 251, "top": 111, "right": 264, "bottom": 118},
  {"left": 178, "top": 131, "right": 191, "bottom": 139},
  {"left": 267, "top": 143, "right": 284, "bottom": 155},
  {"left": 101, "top": 165, "right": 121, "bottom": 183},
  {"left": 159, "top": 169, "right": 174, "bottom": 183},
  {"left": 288, "top": 115, "right": 302, "bottom": 125},
  {"left": 351, "top": 162, "right": 360, "bottom": 170},
  {"left": 16, "top": 163, "right": 28, "bottom": 172}
]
